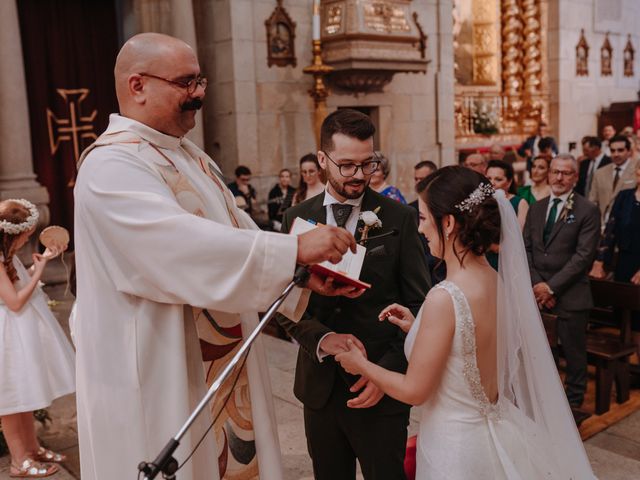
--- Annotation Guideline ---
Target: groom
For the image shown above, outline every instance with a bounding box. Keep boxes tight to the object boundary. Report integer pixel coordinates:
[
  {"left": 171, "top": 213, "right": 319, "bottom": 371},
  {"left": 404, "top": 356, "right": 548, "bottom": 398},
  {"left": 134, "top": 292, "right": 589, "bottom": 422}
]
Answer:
[{"left": 279, "top": 109, "right": 430, "bottom": 479}]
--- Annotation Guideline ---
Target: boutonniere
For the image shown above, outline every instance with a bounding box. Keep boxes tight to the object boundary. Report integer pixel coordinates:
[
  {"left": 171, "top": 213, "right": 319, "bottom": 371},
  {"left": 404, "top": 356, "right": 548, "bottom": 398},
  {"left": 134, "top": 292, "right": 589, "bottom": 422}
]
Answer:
[
  {"left": 558, "top": 192, "right": 575, "bottom": 222},
  {"left": 358, "top": 206, "right": 382, "bottom": 243}
]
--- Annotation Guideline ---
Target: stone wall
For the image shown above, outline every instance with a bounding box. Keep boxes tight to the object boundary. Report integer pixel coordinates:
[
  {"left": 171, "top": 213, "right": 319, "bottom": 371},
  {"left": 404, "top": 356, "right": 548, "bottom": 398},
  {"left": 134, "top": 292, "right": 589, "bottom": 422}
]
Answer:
[
  {"left": 195, "top": 0, "right": 454, "bottom": 204},
  {"left": 548, "top": 0, "right": 640, "bottom": 154}
]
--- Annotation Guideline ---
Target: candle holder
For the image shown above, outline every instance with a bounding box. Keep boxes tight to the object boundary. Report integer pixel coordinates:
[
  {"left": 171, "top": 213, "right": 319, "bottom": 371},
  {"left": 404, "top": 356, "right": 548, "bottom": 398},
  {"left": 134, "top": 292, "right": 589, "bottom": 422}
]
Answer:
[{"left": 304, "top": 40, "right": 333, "bottom": 147}]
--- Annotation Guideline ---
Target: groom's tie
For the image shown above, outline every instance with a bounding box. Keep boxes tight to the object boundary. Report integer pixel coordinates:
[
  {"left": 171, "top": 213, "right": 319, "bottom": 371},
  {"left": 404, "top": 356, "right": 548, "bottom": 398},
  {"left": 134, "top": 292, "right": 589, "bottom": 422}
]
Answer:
[{"left": 332, "top": 203, "right": 353, "bottom": 229}]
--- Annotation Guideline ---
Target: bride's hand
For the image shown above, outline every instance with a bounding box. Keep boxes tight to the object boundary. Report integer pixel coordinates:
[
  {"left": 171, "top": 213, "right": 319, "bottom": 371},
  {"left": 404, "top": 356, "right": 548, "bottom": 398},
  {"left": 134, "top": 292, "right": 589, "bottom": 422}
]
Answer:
[
  {"left": 335, "top": 339, "right": 367, "bottom": 375},
  {"left": 378, "top": 303, "right": 415, "bottom": 332}
]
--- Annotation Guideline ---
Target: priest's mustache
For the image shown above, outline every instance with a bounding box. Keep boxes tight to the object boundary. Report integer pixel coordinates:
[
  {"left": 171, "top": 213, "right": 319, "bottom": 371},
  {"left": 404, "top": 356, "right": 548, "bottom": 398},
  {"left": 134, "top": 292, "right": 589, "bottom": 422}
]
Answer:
[
  {"left": 346, "top": 180, "right": 365, "bottom": 186},
  {"left": 181, "top": 98, "right": 203, "bottom": 111}
]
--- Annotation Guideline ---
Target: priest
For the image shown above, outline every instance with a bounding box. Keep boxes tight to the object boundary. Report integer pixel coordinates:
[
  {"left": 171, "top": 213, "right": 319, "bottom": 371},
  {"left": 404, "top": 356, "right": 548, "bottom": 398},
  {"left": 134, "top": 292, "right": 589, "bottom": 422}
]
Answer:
[{"left": 74, "top": 32, "right": 360, "bottom": 480}]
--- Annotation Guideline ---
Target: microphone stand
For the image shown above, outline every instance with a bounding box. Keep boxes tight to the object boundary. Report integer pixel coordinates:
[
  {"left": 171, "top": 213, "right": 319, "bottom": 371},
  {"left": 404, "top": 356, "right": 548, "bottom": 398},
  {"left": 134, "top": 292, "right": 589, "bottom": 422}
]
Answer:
[{"left": 138, "top": 266, "right": 310, "bottom": 480}]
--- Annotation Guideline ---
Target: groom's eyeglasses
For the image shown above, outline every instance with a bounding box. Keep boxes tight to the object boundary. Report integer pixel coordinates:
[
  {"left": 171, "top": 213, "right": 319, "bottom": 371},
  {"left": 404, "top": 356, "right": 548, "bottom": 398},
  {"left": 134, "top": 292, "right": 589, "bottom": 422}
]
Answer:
[{"left": 322, "top": 151, "right": 380, "bottom": 177}]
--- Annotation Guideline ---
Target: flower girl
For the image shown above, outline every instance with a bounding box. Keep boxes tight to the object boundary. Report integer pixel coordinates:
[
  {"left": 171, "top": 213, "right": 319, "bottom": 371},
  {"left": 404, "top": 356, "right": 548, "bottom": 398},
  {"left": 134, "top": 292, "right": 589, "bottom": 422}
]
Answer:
[{"left": 0, "top": 199, "right": 74, "bottom": 478}]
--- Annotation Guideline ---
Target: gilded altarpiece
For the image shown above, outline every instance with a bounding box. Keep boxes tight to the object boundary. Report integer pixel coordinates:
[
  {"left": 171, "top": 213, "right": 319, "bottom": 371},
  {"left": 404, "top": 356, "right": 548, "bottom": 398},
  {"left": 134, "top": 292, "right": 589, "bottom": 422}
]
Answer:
[{"left": 454, "top": 0, "right": 549, "bottom": 148}]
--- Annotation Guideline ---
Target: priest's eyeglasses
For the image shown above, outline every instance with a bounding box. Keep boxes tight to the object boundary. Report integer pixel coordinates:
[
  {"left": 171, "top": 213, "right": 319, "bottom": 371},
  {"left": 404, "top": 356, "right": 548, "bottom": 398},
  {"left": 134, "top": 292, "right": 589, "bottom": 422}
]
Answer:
[
  {"left": 322, "top": 151, "right": 380, "bottom": 177},
  {"left": 138, "top": 73, "right": 208, "bottom": 94}
]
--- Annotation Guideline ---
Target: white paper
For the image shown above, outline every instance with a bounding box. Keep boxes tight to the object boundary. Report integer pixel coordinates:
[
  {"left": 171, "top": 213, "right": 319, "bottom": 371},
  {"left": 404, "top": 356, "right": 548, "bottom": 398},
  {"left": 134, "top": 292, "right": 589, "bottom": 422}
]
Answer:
[{"left": 290, "top": 217, "right": 366, "bottom": 279}]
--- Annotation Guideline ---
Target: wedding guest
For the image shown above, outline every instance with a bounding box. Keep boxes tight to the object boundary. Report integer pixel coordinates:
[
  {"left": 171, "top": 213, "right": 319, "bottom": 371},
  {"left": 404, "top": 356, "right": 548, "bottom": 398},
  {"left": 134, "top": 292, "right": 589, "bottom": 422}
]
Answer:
[
  {"left": 488, "top": 144, "right": 505, "bottom": 161},
  {"left": 292, "top": 153, "right": 325, "bottom": 205},
  {"left": 524, "top": 154, "right": 601, "bottom": 407},
  {"left": 0, "top": 199, "right": 73, "bottom": 478},
  {"left": 486, "top": 160, "right": 528, "bottom": 228},
  {"left": 267, "top": 168, "right": 296, "bottom": 231},
  {"left": 409, "top": 160, "right": 438, "bottom": 211},
  {"left": 369, "top": 153, "right": 407, "bottom": 204},
  {"left": 575, "top": 136, "right": 611, "bottom": 197},
  {"left": 462, "top": 152, "right": 487, "bottom": 174},
  {"left": 602, "top": 124, "right": 616, "bottom": 155},
  {"left": 227, "top": 165, "right": 257, "bottom": 214},
  {"left": 518, "top": 155, "right": 551, "bottom": 204},
  {"left": 589, "top": 135, "right": 639, "bottom": 223},
  {"left": 518, "top": 121, "right": 558, "bottom": 171},
  {"left": 590, "top": 163, "right": 640, "bottom": 357}
]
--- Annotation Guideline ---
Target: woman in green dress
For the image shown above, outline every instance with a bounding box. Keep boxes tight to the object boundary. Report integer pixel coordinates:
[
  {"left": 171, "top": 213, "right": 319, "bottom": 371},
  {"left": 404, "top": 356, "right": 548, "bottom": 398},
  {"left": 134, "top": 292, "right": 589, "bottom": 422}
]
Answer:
[
  {"left": 486, "top": 160, "right": 529, "bottom": 229},
  {"left": 517, "top": 155, "right": 551, "bottom": 205},
  {"left": 485, "top": 160, "right": 529, "bottom": 270}
]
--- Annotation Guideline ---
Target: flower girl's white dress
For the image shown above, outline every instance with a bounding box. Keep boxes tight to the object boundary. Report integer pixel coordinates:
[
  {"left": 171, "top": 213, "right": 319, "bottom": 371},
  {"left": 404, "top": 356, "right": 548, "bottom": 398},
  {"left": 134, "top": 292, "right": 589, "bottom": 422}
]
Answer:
[{"left": 0, "top": 257, "right": 75, "bottom": 415}]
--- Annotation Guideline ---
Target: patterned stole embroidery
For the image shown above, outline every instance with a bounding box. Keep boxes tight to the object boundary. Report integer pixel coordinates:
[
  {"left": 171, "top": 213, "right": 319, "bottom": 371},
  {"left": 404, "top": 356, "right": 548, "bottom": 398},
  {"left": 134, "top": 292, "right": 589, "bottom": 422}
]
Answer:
[
  {"left": 150, "top": 145, "right": 258, "bottom": 480},
  {"left": 82, "top": 132, "right": 259, "bottom": 479}
]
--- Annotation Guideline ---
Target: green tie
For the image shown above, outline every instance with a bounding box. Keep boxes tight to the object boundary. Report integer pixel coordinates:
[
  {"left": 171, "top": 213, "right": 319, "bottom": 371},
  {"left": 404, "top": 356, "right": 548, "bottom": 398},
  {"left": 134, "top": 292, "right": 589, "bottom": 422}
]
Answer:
[{"left": 543, "top": 198, "right": 562, "bottom": 244}]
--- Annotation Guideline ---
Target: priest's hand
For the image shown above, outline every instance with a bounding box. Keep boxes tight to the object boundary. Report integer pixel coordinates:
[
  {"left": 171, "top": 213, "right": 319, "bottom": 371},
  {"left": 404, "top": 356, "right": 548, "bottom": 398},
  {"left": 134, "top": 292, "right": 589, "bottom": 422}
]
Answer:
[
  {"left": 297, "top": 226, "right": 357, "bottom": 265},
  {"left": 306, "top": 274, "right": 365, "bottom": 298}
]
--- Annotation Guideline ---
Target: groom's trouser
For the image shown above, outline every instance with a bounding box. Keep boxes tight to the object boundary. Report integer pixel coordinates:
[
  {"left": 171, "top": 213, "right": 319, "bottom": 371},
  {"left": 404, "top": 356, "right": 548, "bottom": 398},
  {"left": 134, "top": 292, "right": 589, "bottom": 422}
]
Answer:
[
  {"left": 303, "top": 376, "right": 409, "bottom": 480},
  {"left": 557, "top": 310, "right": 589, "bottom": 406}
]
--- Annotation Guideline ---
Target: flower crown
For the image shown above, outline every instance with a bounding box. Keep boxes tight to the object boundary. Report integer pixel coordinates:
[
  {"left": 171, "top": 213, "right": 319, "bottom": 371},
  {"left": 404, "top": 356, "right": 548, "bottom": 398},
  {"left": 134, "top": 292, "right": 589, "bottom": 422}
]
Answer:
[
  {"left": 454, "top": 183, "right": 495, "bottom": 213},
  {"left": 0, "top": 199, "right": 39, "bottom": 235}
]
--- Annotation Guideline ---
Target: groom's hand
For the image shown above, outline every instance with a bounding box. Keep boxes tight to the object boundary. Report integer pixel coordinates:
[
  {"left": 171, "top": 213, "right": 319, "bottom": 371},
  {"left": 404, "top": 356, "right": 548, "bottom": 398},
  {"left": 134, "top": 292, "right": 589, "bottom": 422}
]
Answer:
[
  {"left": 347, "top": 377, "right": 384, "bottom": 409},
  {"left": 306, "top": 274, "right": 366, "bottom": 298},
  {"left": 319, "top": 333, "right": 367, "bottom": 358}
]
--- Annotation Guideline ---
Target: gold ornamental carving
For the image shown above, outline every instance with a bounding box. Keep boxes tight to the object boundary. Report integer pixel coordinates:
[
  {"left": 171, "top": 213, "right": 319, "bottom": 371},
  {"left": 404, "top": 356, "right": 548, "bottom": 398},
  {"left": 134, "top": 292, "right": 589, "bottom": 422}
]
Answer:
[
  {"left": 472, "top": 0, "right": 499, "bottom": 85},
  {"left": 363, "top": 1, "right": 411, "bottom": 34},
  {"left": 501, "top": 0, "right": 524, "bottom": 131},
  {"left": 624, "top": 34, "right": 635, "bottom": 77},
  {"left": 325, "top": 3, "right": 344, "bottom": 35},
  {"left": 576, "top": 29, "right": 589, "bottom": 76},
  {"left": 520, "top": 0, "right": 543, "bottom": 127}
]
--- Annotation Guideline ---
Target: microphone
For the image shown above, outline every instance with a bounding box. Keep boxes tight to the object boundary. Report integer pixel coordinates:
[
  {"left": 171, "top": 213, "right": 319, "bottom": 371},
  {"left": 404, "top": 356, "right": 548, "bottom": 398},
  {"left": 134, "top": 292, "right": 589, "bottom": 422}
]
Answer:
[{"left": 359, "top": 228, "right": 399, "bottom": 245}]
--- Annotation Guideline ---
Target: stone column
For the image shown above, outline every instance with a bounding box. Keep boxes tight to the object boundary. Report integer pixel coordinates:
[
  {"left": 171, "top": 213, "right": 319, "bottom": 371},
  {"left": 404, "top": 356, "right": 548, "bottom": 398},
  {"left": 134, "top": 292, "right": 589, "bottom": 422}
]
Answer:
[{"left": 0, "top": 0, "right": 49, "bottom": 213}]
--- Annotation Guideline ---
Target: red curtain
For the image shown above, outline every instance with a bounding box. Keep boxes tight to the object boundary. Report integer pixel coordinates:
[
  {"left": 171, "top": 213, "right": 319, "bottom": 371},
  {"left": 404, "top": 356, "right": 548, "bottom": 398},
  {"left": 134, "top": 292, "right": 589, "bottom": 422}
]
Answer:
[{"left": 17, "top": 0, "right": 119, "bottom": 235}]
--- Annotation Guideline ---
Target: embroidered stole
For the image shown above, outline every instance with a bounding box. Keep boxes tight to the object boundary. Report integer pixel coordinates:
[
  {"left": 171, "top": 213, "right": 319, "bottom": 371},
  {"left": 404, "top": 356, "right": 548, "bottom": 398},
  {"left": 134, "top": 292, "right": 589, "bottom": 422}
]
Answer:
[{"left": 79, "top": 132, "right": 260, "bottom": 479}]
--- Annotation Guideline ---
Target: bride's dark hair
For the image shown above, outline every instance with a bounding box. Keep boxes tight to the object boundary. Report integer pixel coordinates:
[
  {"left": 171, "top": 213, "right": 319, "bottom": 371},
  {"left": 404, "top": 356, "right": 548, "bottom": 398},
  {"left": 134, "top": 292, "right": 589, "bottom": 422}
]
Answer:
[{"left": 419, "top": 166, "right": 501, "bottom": 264}]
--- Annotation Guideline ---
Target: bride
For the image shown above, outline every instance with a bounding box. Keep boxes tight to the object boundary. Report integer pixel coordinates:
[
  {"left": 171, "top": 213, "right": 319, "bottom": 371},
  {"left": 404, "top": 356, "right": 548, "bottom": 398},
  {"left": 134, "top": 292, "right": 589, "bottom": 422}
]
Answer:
[{"left": 335, "top": 166, "right": 596, "bottom": 479}]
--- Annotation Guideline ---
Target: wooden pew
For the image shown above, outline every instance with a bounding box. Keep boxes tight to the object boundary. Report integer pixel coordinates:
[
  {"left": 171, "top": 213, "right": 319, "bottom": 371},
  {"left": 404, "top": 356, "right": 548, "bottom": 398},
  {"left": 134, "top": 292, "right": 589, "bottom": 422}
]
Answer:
[{"left": 587, "top": 279, "right": 640, "bottom": 414}]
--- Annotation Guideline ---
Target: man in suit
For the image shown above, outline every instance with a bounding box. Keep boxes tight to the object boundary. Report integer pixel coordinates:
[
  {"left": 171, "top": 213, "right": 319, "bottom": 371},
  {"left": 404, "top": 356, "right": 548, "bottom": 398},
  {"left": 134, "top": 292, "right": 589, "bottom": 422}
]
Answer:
[
  {"left": 589, "top": 135, "right": 639, "bottom": 222},
  {"left": 517, "top": 121, "right": 558, "bottom": 171},
  {"left": 575, "top": 136, "right": 611, "bottom": 197},
  {"left": 524, "top": 154, "right": 601, "bottom": 407},
  {"left": 279, "top": 109, "right": 430, "bottom": 480},
  {"left": 408, "top": 160, "right": 437, "bottom": 211},
  {"left": 601, "top": 124, "right": 616, "bottom": 156}
]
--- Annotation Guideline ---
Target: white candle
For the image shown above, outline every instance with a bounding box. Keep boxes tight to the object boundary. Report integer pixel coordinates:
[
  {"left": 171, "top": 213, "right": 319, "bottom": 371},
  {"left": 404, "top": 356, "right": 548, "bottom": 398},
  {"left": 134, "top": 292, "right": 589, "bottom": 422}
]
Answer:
[{"left": 312, "top": 0, "right": 321, "bottom": 40}]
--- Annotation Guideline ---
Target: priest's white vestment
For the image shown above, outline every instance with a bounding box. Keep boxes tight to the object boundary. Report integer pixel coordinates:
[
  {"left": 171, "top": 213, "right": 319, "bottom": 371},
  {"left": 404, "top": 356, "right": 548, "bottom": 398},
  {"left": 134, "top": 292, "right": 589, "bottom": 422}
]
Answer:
[{"left": 74, "top": 114, "right": 307, "bottom": 480}]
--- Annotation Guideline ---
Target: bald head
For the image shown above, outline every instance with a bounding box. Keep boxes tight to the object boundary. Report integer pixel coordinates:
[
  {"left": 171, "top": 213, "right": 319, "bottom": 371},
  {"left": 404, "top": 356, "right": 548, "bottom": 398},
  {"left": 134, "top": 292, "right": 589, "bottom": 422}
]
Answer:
[
  {"left": 113, "top": 33, "right": 203, "bottom": 137},
  {"left": 463, "top": 153, "right": 487, "bottom": 174},
  {"left": 115, "top": 33, "right": 195, "bottom": 106}
]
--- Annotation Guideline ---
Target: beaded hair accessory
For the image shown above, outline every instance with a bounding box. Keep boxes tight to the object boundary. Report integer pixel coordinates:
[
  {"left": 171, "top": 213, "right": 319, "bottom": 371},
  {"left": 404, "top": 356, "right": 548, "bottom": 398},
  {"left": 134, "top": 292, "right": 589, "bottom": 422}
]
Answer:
[
  {"left": 0, "top": 199, "right": 39, "bottom": 235},
  {"left": 454, "top": 183, "right": 495, "bottom": 213}
]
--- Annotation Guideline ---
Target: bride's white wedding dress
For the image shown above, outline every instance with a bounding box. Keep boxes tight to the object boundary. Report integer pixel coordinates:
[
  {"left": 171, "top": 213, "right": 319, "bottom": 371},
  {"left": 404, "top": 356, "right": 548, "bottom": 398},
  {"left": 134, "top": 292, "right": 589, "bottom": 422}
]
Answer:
[{"left": 404, "top": 191, "right": 597, "bottom": 479}]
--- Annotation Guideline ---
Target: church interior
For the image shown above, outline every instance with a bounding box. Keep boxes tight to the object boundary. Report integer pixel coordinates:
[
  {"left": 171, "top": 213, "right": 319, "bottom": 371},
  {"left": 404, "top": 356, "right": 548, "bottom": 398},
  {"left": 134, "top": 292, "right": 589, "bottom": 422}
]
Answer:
[{"left": 1, "top": 0, "right": 640, "bottom": 478}]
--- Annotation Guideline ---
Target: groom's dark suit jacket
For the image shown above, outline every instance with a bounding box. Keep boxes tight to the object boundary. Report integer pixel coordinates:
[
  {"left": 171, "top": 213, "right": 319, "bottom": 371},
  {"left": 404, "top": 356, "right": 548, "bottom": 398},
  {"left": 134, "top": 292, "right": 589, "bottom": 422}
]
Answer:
[{"left": 279, "top": 188, "right": 431, "bottom": 413}]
